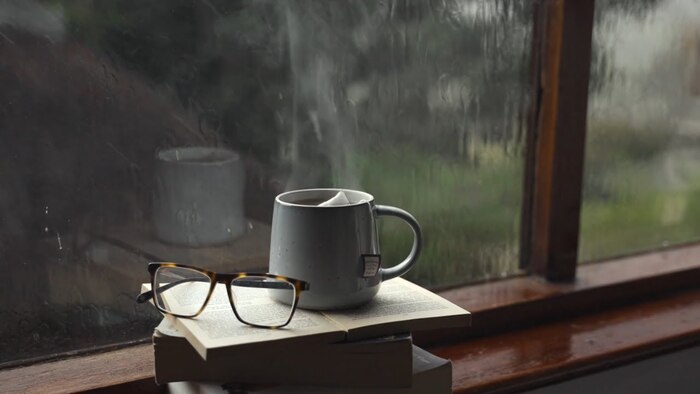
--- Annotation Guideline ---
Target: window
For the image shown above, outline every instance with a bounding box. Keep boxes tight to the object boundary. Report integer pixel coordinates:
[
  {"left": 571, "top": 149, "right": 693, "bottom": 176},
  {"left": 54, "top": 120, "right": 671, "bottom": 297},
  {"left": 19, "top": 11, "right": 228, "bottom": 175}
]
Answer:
[
  {"left": 2, "top": 0, "right": 699, "bottom": 381},
  {"left": 0, "top": 0, "right": 533, "bottom": 366}
]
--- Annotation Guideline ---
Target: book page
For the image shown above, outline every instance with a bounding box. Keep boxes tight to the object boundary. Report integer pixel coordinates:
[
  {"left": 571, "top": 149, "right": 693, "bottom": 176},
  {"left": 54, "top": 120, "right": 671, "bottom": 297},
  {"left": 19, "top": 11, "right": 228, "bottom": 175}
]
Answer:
[
  {"left": 142, "top": 283, "right": 346, "bottom": 360},
  {"left": 322, "top": 278, "right": 471, "bottom": 337},
  {"left": 154, "top": 316, "right": 183, "bottom": 338}
]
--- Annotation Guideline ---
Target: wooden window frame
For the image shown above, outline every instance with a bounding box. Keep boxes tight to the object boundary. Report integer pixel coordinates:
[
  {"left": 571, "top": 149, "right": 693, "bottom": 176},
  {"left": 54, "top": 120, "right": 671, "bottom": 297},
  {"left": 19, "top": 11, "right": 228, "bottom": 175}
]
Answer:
[
  {"left": 4, "top": 0, "right": 700, "bottom": 391},
  {"left": 522, "top": 0, "right": 595, "bottom": 281}
]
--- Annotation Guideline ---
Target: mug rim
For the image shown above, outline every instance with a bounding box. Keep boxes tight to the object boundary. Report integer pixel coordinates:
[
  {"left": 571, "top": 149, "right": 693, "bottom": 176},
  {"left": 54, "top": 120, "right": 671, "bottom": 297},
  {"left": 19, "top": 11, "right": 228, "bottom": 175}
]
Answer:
[
  {"left": 276, "top": 188, "right": 375, "bottom": 208},
  {"left": 156, "top": 146, "right": 239, "bottom": 166}
]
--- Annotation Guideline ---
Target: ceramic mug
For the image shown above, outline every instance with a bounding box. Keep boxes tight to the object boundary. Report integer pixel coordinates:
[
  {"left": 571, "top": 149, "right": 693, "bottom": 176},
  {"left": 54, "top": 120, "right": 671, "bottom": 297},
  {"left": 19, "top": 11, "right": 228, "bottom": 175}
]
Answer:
[
  {"left": 152, "top": 147, "right": 246, "bottom": 247},
  {"left": 268, "top": 188, "right": 422, "bottom": 310}
]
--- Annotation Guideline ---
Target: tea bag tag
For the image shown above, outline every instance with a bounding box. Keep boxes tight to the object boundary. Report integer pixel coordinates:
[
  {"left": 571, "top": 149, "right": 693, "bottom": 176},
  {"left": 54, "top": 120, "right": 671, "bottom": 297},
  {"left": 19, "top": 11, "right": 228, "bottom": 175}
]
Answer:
[
  {"left": 361, "top": 254, "right": 381, "bottom": 278},
  {"left": 318, "top": 191, "right": 351, "bottom": 206}
]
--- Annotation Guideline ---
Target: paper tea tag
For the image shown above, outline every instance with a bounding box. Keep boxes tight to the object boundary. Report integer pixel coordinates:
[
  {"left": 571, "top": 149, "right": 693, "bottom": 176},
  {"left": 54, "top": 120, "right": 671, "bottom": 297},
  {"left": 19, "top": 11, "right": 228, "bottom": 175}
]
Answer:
[{"left": 362, "top": 254, "right": 381, "bottom": 278}]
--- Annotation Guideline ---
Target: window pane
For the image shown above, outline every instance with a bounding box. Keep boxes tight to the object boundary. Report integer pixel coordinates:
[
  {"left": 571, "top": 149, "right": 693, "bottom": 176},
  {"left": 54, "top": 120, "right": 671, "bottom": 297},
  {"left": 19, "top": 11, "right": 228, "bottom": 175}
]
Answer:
[
  {"left": 0, "top": 0, "right": 531, "bottom": 364},
  {"left": 580, "top": 0, "right": 700, "bottom": 262}
]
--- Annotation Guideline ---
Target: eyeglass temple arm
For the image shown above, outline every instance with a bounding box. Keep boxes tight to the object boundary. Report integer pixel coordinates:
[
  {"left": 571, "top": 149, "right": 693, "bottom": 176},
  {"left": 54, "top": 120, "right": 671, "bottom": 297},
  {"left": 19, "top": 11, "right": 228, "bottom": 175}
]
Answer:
[{"left": 135, "top": 277, "right": 209, "bottom": 304}]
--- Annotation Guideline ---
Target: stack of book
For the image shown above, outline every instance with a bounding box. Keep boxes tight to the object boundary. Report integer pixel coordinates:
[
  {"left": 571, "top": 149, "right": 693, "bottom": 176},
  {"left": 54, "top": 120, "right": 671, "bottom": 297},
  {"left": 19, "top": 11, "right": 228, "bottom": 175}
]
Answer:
[{"left": 142, "top": 278, "right": 470, "bottom": 393}]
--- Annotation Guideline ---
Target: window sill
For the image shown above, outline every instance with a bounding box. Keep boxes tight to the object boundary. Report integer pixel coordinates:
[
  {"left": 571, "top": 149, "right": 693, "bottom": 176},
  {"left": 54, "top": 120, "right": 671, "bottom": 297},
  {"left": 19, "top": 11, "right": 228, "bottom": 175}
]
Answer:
[
  {"left": 2, "top": 243, "right": 700, "bottom": 393},
  {"left": 434, "top": 286, "right": 700, "bottom": 393}
]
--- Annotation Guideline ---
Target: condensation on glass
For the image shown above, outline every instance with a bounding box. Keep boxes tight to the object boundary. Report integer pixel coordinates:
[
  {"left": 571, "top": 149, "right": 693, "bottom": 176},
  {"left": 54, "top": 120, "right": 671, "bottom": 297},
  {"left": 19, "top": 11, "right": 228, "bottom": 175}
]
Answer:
[
  {"left": 580, "top": 0, "right": 700, "bottom": 262},
  {"left": 0, "top": 1, "right": 531, "bottom": 364}
]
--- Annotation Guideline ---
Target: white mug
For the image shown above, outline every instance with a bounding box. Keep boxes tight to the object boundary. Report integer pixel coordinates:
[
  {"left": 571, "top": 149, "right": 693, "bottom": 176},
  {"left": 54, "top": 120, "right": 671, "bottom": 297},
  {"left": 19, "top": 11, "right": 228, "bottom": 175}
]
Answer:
[{"left": 268, "top": 188, "right": 422, "bottom": 310}]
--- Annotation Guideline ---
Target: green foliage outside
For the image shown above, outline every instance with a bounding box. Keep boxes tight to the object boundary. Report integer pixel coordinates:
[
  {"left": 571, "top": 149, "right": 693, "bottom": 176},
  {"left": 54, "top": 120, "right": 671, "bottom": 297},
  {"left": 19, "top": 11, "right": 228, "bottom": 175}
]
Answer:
[
  {"left": 355, "top": 147, "right": 522, "bottom": 287},
  {"left": 580, "top": 186, "right": 700, "bottom": 261},
  {"left": 361, "top": 120, "right": 700, "bottom": 286},
  {"left": 580, "top": 122, "right": 700, "bottom": 261}
]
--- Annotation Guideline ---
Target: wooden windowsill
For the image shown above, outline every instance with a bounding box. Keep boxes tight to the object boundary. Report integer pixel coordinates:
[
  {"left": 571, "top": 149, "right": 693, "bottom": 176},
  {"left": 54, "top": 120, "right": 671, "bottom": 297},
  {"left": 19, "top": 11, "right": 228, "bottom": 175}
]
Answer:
[
  {"left": 418, "top": 242, "right": 700, "bottom": 344},
  {"left": 2, "top": 243, "right": 700, "bottom": 393},
  {"left": 434, "top": 287, "right": 700, "bottom": 393}
]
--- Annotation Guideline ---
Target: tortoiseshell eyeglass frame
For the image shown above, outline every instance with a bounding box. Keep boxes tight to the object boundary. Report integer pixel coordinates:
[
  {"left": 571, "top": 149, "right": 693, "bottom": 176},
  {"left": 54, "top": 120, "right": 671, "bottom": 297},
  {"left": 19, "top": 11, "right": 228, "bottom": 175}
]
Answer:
[{"left": 136, "top": 262, "right": 310, "bottom": 329}]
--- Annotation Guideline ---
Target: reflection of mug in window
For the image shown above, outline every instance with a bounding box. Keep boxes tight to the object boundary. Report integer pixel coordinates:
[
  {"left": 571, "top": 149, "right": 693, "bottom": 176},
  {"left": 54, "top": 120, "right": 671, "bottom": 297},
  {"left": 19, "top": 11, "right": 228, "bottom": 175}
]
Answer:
[
  {"left": 175, "top": 206, "right": 203, "bottom": 227},
  {"left": 152, "top": 147, "right": 246, "bottom": 247}
]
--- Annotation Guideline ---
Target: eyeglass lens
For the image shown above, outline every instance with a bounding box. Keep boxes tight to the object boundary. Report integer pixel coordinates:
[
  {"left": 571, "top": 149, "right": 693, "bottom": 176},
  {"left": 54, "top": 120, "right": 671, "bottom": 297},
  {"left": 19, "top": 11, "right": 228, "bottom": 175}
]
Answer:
[
  {"left": 231, "top": 276, "right": 296, "bottom": 327},
  {"left": 154, "top": 266, "right": 211, "bottom": 317}
]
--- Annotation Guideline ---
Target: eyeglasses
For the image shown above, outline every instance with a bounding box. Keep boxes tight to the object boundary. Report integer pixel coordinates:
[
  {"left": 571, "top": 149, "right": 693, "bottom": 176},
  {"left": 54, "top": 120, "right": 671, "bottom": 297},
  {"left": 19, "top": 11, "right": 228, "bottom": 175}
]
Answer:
[{"left": 136, "top": 262, "right": 310, "bottom": 328}]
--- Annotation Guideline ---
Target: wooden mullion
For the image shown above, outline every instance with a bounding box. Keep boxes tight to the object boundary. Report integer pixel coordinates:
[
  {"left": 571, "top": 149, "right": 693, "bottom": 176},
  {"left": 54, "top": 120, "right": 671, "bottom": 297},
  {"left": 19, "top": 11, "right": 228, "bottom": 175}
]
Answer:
[
  {"left": 524, "top": 0, "right": 595, "bottom": 281},
  {"left": 519, "top": 0, "right": 546, "bottom": 270}
]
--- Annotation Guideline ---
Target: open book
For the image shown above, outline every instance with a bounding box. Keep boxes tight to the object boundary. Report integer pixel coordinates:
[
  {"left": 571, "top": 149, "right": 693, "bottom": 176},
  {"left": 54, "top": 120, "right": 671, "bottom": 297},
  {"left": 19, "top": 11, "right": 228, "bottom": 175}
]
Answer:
[{"left": 142, "top": 278, "right": 470, "bottom": 360}]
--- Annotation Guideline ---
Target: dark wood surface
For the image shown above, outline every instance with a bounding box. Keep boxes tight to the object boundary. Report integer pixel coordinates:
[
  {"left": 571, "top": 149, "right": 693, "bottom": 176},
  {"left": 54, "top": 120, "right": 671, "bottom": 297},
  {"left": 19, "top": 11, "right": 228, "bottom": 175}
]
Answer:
[
  {"left": 418, "top": 242, "right": 700, "bottom": 342},
  {"left": 0, "top": 343, "right": 156, "bottom": 393},
  {"left": 433, "top": 288, "right": 700, "bottom": 393}
]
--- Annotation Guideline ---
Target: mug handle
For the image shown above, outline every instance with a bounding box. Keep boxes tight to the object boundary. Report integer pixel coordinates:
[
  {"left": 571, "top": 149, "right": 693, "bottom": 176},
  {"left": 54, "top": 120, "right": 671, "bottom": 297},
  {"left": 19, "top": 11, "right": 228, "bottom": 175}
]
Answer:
[{"left": 374, "top": 205, "right": 422, "bottom": 281}]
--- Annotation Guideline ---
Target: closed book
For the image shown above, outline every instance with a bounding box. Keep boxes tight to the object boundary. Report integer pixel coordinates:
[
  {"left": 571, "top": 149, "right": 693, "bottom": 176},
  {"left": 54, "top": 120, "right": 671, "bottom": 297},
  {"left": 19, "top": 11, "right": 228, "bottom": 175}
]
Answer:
[
  {"left": 154, "top": 318, "right": 413, "bottom": 388},
  {"left": 167, "top": 345, "right": 452, "bottom": 394}
]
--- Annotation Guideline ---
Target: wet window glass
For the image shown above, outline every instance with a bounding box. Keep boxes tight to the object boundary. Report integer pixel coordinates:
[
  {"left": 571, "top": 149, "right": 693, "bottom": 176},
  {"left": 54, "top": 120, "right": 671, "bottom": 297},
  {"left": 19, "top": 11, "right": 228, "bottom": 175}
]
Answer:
[
  {"left": 580, "top": 0, "right": 700, "bottom": 262},
  {"left": 0, "top": 0, "right": 531, "bottom": 364}
]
